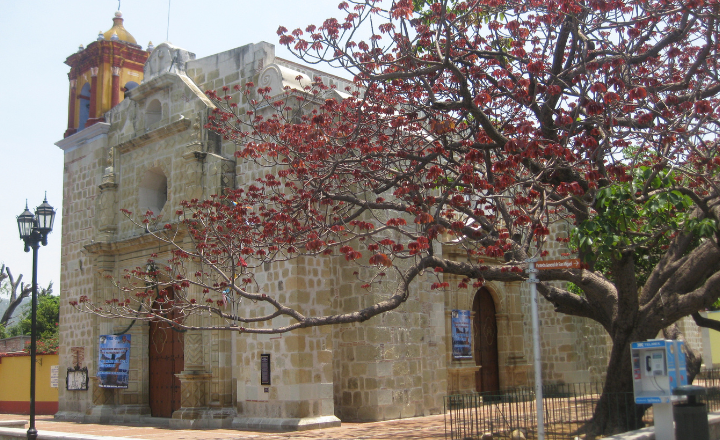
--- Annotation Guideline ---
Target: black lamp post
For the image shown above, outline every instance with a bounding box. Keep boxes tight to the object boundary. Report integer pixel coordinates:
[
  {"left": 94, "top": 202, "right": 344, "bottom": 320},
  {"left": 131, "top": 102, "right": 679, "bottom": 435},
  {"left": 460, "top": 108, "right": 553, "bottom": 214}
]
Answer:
[{"left": 17, "top": 195, "right": 56, "bottom": 440}]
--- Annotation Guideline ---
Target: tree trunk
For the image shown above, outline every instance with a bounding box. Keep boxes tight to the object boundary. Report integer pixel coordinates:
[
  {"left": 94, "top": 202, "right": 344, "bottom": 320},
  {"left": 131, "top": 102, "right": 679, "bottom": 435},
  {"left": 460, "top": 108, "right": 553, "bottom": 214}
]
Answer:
[
  {"left": 0, "top": 266, "right": 31, "bottom": 327},
  {"left": 1, "top": 296, "right": 28, "bottom": 327},
  {"left": 587, "top": 328, "right": 656, "bottom": 438}
]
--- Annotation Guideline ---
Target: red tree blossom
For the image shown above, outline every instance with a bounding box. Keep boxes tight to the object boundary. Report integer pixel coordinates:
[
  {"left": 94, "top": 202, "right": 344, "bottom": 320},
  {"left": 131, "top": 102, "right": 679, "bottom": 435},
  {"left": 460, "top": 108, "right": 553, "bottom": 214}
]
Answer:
[{"left": 73, "top": 0, "right": 720, "bottom": 434}]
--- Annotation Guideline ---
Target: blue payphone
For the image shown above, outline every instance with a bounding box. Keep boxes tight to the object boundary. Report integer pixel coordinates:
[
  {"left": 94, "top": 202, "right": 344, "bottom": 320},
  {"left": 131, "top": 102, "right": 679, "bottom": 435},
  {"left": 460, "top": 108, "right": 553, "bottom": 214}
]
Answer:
[{"left": 631, "top": 339, "right": 688, "bottom": 404}]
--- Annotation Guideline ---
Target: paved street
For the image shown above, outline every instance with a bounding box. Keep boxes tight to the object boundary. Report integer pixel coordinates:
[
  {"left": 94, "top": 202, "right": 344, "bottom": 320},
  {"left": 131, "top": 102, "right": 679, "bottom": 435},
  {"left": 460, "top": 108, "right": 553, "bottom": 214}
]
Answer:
[{"left": 0, "top": 413, "right": 446, "bottom": 440}]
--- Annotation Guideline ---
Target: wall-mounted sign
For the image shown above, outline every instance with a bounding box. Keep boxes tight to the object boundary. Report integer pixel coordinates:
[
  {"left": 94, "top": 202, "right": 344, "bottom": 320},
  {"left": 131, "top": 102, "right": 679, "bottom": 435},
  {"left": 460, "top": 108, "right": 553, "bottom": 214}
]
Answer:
[
  {"left": 66, "top": 366, "right": 89, "bottom": 391},
  {"left": 50, "top": 365, "right": 59, "bottom": 388},
  {"left": 260, "top": 353, "right": 271, "bottom": 385},
  {"left": 97, "top": 335, "right": 131, "bottom": 388},
  {"left": 452, "top": 310, "right": 473, "bottom": 360}
]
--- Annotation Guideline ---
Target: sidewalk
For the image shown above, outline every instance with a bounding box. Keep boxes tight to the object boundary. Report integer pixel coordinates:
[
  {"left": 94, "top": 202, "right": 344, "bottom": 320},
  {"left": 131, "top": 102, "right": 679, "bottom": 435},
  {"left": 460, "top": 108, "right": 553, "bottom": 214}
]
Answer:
[{"left": 0, "top": 413, "right": 446, "bottom": 440}]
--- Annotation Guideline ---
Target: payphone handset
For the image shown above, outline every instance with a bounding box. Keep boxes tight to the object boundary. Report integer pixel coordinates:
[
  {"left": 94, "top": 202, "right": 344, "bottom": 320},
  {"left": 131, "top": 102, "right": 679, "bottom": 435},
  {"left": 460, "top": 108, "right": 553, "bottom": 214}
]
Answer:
[{"left": 646, "top": 350, "right": 666, "bottom": 376}]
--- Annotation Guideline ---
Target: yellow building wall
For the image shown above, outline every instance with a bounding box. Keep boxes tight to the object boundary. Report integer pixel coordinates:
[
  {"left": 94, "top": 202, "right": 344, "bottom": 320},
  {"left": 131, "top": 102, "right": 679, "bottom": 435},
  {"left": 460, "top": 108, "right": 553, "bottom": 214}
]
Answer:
[
  {"left": 706, "top": 311, "right": 720, "bottom": 365},
  {"left": 0, "top": 354, "right": 59, "bottom": 412}
]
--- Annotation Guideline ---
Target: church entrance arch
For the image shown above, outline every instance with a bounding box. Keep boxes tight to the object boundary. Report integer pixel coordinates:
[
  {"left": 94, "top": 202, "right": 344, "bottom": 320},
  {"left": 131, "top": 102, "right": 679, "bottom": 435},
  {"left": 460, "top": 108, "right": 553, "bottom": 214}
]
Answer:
[
  {"left": 148, "top": 288, "right": 184, "bottom": 417},
  {"left": 472, "top": 287, "right": 500, "bottom": 394}
]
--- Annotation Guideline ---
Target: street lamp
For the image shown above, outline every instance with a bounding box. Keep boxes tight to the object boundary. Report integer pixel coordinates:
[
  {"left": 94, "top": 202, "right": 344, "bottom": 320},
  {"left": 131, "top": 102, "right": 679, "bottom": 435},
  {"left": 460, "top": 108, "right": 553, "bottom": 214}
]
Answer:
[{"left": 17, "top": 195, "right": 56, "bottom": 440}]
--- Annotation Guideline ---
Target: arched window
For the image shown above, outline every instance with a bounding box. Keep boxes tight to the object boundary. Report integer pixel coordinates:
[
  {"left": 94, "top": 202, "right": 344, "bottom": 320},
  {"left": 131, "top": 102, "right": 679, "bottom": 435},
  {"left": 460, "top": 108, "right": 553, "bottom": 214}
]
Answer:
[
  {"left": 77, "top": 83, "right": 91, "bottom": 131},
  {"left": 138, "top": 167, "right": 168, "bottom": 215},
  {"left": 146, "top": 99, "right": 162, "bottom": 127}
]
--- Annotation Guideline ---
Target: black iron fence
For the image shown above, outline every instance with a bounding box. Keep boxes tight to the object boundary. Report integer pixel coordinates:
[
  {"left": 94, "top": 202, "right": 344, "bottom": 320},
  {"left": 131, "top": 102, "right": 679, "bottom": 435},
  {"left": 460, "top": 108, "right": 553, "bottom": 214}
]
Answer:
[
  {"left": 444, "top": 382, "right": 649, "bottom": 440},
  {"left": 445, "top": 371, "right": 720, "bottom": 440},
  {"left": 691, "top": 368, "right": 720, "bottom": 412}
]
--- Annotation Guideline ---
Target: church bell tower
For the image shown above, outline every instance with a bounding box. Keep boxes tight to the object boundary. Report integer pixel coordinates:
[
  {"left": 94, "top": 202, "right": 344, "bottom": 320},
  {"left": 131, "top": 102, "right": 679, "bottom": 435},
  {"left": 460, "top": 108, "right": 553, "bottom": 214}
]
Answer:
[{"left": 63, "top": 11, "right": 151, "bottom": 138}]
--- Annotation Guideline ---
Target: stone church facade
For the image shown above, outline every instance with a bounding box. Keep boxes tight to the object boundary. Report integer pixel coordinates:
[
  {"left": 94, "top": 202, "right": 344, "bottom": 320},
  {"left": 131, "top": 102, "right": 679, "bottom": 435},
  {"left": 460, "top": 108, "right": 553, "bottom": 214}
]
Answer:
[{"left": 54, "top": 12, "right": 669, "bottom": 431}]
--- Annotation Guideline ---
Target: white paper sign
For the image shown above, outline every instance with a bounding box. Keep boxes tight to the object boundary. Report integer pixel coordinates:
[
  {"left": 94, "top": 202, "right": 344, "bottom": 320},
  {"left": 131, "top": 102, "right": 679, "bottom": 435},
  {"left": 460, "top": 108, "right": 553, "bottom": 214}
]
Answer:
[{"left": 50, "top": 365, "right": 59, "bottom": 388}]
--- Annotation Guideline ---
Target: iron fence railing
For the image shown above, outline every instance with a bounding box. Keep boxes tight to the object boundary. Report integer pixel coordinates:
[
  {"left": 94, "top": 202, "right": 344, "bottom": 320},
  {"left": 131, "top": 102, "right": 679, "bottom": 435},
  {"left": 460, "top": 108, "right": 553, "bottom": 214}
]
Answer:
[
  {"left": 444, "top": 382, "right": 650, "bottom": 440},
  {"left": 445, "top": 370, "right": 720, "bottom": 439},
  {"left": 690, "top": 368, "right": 720, "bottom": 412}
]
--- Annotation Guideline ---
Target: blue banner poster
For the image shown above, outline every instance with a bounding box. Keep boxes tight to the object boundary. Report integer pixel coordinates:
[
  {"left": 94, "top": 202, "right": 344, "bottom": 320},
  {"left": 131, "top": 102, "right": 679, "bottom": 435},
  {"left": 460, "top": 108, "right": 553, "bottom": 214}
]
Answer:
[
  {"left": 97, "top": 334, "right": 131, "bottom": 388},
  {"left": 452, "top": 310, "right": 473, "bottom": 359}
]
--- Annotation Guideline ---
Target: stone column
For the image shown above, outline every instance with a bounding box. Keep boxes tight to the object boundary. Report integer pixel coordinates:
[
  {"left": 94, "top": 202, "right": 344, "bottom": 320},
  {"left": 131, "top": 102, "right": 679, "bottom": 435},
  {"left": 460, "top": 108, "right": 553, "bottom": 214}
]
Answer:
[
  {"left": 65, "top": 78, "right": 77, "bottom": 138},
  {"left": 97, "top": 149, "right": 118, "bottom": 242},
  {"left": 111, "top": 66, "right": 121, "bottom": 108},
  {"left": 171, "top": 321, "right": 236, "bottom": 428},
  {"left": 85, "top": 377, "right": 118, "bottom": 423},
  {"left": 171, "top": 330, "right": 213, "bottom": 426},
  {"left": 86, "top": 67, "right": 99, "bottom": 128}
]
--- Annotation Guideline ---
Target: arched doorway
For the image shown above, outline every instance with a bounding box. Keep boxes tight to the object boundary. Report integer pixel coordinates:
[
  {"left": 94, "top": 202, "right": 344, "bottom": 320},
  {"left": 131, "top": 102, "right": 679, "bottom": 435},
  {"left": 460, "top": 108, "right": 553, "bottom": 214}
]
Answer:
[
  {"left": 148, "top": 288, "right": 184, "bottom": 417},
  {"left": 472, "top": 287, "right": 500, "bottom": 394}
]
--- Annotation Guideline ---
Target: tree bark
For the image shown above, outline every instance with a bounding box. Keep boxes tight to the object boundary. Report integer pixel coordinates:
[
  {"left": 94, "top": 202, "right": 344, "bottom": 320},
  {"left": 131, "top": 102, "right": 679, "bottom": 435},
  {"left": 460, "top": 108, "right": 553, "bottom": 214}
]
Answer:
[
  {"left": 692, "top": 311, "right": 720, "bottom": 332},
  {"left": 587, "top": 326, "right": 658, "bottom": 437},
  {"left": 0, "top": 265, "right": 31, "bottom": 327}
]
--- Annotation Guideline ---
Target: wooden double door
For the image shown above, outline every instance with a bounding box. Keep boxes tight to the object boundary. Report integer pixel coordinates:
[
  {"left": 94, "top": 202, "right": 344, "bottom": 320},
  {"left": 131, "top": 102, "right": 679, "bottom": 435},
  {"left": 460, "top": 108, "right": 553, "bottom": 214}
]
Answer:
[
  {"left": 148, "top": 294, "right": 184, "bottom": 418},
  {"left": 473, "top": 287, "right": 500, "bottom": 394}
]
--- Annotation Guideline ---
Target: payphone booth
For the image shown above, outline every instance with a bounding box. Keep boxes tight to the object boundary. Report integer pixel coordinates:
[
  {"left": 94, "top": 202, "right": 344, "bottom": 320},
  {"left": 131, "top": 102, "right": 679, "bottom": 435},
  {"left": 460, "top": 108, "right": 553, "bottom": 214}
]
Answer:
[{"left": 631, "top": 339, "right": 688, "bottom": 440}]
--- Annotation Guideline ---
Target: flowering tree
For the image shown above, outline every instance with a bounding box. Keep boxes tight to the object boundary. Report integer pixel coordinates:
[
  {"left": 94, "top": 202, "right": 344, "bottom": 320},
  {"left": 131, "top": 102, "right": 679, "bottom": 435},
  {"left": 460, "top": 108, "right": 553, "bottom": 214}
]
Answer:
[{"left": 72, "top": 0, "right": 720, "bottom": 434}]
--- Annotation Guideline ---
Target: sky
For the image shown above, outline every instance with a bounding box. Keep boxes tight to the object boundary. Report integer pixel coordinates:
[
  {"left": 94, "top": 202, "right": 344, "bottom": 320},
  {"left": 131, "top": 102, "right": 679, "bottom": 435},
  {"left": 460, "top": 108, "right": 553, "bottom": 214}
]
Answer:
[{"left": 0, "top": 0, "right": 351, "bottom": 296}]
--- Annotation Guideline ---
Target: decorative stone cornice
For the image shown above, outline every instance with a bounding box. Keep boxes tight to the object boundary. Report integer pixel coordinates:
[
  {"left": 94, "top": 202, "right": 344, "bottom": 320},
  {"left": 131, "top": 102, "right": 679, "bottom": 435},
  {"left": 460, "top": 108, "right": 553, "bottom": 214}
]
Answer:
[
  {"left": 84, "top": 226, "right": 186, "bottom": 256},
  {"left": 126, "top": 72, "right": 178, "bottom": 101},
  {"left": 55, "top": 122, "right": 110, "bottom": 152},
  {"left": 99, "top": 173, "right": 117, "bottom": 190},
  {"left": 126, "top": 69, "right": 213, "bottom": 109},
  {"left": 116, "top": 117, "right": 192, "bottom": 154}
]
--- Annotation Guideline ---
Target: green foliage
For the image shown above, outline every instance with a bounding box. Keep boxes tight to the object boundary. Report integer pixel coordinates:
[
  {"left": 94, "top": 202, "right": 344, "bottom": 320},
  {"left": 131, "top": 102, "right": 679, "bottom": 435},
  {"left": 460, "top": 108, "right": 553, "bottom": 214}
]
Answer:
[
  {"left": 709, "top": 297, "right": 720, "bottom": 311},
  {"left": 13, "top": 293, "right": 59, "bottom": 340},
  {"left": 566, "top": 282, "right": 583, "bottom": 296},
  {"left": 570, "top": 166, "right": 717, "bottom": 287},
  {"left": 6, "top": 293, "right": 59, "bottom": 353},
  {"left": 572, "top": 167, "right": 715, "bottom": 264},
  {"left": 0, "top": 290, "right": 59, "bottom": 353},
  {"left": 8, "top": 324, "right": 22, "bottom": 337}
]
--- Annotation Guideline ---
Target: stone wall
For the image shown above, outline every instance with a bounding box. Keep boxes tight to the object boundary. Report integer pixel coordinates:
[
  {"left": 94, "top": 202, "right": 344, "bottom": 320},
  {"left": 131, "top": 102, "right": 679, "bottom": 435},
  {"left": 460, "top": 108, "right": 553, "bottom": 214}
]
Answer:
[
  {"left": 332, "top": 274, "right": 447, "bottom": 421},
  {"left": 56, "top": 123, "right": 110, "bottom": 417},
  {"left": 441, "top": 218, "right": 612, "bottom": 394},
  {"left": 227, "top": 256, "right": 340, "bottom": 430},
  {"left": 0, "top": 336, "right": 30, "bottom": 353},
  {"left": 677, "top": 315, "right": 705, "bottom": 363}
]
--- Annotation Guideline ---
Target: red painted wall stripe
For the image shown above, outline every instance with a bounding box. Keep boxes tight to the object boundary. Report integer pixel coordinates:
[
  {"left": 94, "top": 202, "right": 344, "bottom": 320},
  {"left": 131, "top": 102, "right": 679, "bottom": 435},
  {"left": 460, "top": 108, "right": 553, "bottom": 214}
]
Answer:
[{"left": 0, "top": 401, "right": 58, "bottom": 415}]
